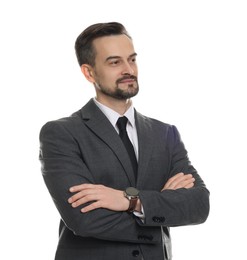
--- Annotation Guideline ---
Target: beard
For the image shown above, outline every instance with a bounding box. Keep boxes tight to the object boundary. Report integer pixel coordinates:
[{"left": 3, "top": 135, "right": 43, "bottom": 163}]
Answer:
[{"left": 95, "top": 75, "right": 139, "bottom": 100}]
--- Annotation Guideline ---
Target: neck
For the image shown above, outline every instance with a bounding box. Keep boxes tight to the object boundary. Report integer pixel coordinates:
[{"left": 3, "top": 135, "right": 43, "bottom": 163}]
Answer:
[{"left": 95, "top": 96, "right": 132, "bottom": 115}]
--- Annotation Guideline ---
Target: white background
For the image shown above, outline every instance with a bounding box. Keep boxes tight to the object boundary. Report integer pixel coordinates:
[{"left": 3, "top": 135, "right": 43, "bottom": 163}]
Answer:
[{"left": 1, "top": 0, "right": 246, "bottom": 259}]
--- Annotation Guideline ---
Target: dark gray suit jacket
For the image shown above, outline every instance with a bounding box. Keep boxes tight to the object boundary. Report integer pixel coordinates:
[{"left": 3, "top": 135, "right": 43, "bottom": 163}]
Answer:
[{"left": 39, "top": 99, "right": 209, "bottom": 260}]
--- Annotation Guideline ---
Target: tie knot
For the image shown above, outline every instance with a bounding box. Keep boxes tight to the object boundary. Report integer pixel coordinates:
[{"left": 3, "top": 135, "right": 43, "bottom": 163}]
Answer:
[{"left": 117, "top": 116, "right": 128, "bottom": 131}]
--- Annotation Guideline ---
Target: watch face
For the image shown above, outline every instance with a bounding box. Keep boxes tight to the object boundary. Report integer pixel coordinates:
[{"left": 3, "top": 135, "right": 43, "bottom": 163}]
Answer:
[{"left": 126, "top": 187, "right": 139, "bottom": 196}]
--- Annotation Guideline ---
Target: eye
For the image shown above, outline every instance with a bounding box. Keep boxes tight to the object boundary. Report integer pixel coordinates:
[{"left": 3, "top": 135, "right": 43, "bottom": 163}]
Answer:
[
  {"left": 109, "top": 59, "right": 121, "bottom": 66},
  {"left": 130, "top": 57, "right": 137, "bottom": 63}
]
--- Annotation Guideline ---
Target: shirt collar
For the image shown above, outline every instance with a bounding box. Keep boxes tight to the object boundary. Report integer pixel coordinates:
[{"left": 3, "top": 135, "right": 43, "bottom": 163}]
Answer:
[{"left": 93, "top": 98, "right": 135, "bottom": 128}]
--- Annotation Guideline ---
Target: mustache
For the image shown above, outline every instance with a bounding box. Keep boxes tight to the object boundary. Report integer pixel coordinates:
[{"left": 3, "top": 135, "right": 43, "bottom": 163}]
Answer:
[{"left": 116, "top": 75, "right": 137, "bottom": 84}]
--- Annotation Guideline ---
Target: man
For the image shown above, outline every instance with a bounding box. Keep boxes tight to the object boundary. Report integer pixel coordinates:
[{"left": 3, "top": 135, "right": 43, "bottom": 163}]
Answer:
[{"left": 39, "top": 22, "right": 209, "bottom": 260}]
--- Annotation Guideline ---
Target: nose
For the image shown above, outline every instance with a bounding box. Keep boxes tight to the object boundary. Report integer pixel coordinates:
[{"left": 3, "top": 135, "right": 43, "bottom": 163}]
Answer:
[{"left": 121, "top": 61, "right": 135, "bottom": 75}]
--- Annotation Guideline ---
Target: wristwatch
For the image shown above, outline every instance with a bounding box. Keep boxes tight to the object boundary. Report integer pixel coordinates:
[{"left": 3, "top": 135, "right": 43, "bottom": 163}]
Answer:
[{"left": 124, "top": 187, "right": 139, "bottom": 212}]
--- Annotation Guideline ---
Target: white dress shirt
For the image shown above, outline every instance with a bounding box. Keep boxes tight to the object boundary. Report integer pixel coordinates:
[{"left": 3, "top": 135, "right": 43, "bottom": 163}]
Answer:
[{"left": 93, "top": 98, "right": 139, "bottom": 159}]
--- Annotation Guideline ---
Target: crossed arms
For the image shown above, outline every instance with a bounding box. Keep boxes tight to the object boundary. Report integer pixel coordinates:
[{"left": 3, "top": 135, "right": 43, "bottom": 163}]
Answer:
[
  {"left": 40, "top": 119, "right": 209, "bottom": 243},
  {"left": 68, "top": 172, "right": 195, "bottom": 213}
]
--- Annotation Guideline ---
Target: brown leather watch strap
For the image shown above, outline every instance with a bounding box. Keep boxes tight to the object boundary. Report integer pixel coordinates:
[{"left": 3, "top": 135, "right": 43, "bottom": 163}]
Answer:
[{"left": 127, "top": 197, "right": 138, "bottom": 212}]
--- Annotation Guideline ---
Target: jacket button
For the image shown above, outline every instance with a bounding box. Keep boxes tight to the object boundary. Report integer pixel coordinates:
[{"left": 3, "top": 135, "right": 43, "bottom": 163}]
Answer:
[
  {"left": 159, "top": 217, "right": 165, "bottom": 222},
  {"left": 132, "top": 250, "right": 140, "bottom": 257},
  {"left": 152, "top": 216, "right": 165, "bottom": 223},
  {"left": 152, "top": 216, "right": 159, "bottom": 222}
]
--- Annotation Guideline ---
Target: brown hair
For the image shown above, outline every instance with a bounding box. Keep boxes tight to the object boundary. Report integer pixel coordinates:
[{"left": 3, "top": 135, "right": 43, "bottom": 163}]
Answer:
[{"left": 75, "top": 22, "right": 131, "bottom": 67}]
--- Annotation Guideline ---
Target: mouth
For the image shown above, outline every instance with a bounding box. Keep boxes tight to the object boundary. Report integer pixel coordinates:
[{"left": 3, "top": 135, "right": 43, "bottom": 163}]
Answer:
[
  {"left": 119, "top": 79, "right": 136, "bottom": 84},
  {"left": 117, "top": 76, "right": 137, "bottom": 84}
]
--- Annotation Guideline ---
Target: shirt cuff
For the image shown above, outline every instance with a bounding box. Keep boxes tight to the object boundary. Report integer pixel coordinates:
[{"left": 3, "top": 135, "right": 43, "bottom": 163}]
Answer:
[{"left": 133, "top": 204, "right": 145, "bottom": 221}]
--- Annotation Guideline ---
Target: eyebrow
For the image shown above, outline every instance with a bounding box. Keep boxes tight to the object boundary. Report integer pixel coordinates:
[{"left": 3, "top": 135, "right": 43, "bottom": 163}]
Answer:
[{"left": 105, "top": 53, "right": 137, "bottom": 62}]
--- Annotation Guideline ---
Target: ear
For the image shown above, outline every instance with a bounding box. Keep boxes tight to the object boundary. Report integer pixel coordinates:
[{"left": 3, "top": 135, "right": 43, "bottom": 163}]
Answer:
[{"left": 81, "top": 65, "right": 95, "bottom": 83}]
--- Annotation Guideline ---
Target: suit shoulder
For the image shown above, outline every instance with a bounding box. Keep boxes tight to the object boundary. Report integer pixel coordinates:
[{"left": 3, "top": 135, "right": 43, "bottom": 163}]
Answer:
[
  {"left": 148, "top": 117, "right": 172, "bottom": 128},
  {"left": 136, "top": 111, "right": 173, "bottom": 129},
  {"left": 40, "top": 109, "right": 82, "bottom": 137},
  {"left": 136, "top": 112, "right": 181, "bottom": 141}
]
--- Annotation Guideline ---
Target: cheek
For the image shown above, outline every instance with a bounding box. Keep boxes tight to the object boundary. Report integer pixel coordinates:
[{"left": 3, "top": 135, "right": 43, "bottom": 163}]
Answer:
[
  {"left": 100, "top": 71, "right": 119, "bottom": 85},
  {"left": 95, "top": 66, "right": 123, "bottom": 85}
]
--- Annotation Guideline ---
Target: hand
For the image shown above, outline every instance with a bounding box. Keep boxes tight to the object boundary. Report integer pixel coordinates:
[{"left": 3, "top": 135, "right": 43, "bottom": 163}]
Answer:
[
  {"left": 68, "top": 184, "right": 129, "bottom": 213},
  {"left": 161, "top": 172, "right": 195, "bottom": 191}
]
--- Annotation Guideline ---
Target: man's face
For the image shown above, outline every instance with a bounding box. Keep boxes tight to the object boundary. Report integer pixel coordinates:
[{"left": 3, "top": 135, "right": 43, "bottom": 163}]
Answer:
[{"left": 92, "top": 34, "right": 139, "bottom": 100}]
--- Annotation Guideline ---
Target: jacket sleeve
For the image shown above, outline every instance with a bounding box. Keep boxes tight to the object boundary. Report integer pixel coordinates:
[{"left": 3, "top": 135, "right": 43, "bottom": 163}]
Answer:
[
  {"left": 39, "top": 120, "right": 160, "bottom": 244},
  {"left": 139, "top": 125, "right": 210, "bottom": 227}
]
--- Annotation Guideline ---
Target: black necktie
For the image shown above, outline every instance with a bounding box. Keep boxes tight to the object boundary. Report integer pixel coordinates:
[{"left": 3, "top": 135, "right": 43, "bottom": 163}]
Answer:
[{"left": 117, "top": 116, "right": 138, "bottom": 178}]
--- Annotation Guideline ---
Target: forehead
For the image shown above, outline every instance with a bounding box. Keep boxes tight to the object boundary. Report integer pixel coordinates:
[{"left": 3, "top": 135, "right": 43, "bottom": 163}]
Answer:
[{"left": 93, "top": 34, "right": 135, "bottom": 60}]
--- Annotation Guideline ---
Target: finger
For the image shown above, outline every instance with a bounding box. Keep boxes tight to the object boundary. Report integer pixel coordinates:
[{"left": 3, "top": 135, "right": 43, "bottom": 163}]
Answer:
[
  {"left": 168, "top": 172, "right": 184, "bottom": 183},
  {"left": 81, "top": 201, "right": 102, "bottom": 213},
  {"left": 71, "top": 194, "right": 99, "bottom": 208},
  {"left": 165, "top": 173, "right": 189, "bottom": 189},
  {"left": 173, "top": 177, "right": 195, "bottom": 189},
  {"left": 68, "top": 187, "right": 101, "bottom": 204},
  {"left": 163, "top": 173, "right": 184, "bottom": 189},
  {"left": 69, "top": 183, "right": 101, "bottom": 193},
  {"left": 184, "top": 182, "right": 195, "bottom": 189},
  {"left": 68, "top": 190, "right": 87, "bottom": 203},
  {"left": 164, "top": 174, "right": 194, "bottom": 190}
]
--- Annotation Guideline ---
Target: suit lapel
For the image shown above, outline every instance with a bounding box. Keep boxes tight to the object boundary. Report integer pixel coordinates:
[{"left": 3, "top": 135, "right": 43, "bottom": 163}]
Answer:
[
  {"left": 80, "top": 99, "right": 136, "bottom": 186},
  {"left": 135, "top": 111, "right": 154, "bottom": 187}
]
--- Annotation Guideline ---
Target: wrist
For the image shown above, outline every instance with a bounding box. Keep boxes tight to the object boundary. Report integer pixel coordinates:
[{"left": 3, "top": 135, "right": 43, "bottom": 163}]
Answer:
[
  {"left": 123, "top": 187, "right": 140, "bottom": 212},
  {"left": 123, "top": 196, "right": 130, "bottom": 211}
]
